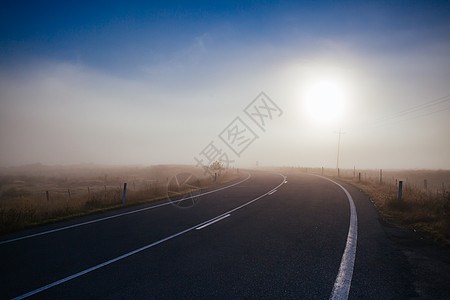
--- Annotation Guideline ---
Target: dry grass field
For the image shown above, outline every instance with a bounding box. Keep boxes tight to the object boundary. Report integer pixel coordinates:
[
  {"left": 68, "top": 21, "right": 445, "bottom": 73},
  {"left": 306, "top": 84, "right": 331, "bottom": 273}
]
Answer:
[{"left": 0, "top": 164, "right": 241, "bottom": 234}]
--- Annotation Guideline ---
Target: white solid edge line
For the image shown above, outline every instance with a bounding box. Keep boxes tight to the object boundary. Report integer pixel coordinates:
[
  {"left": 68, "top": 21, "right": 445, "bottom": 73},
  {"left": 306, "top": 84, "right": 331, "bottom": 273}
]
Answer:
[
  {"left": 0, "top": 173, "right": 252, "bottom": 246},
  {"left": 196, "top": 214, "right": 231, "bottom": 230},
  {"left": 313, "top": 175, "right": 357, "bottom": 300},
  {"left": 12, "top": 173, "right": 287, "bottom": 300}
]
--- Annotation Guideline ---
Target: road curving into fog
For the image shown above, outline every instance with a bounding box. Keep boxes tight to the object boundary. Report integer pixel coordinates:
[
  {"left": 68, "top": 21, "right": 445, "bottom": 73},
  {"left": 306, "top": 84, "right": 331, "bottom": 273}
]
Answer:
[{"left": 1, "top": 170, "right": 448, "bottom": 299}]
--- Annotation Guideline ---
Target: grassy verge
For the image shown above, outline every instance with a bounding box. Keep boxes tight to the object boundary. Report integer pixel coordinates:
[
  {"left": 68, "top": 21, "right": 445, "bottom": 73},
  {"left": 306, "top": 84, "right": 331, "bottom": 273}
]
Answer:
[
  {"left": 0, "top": 171, "right": 243, "bottom": 235},
  {"left": 338, "top": 176, "right": 450, "bottom": 248}
]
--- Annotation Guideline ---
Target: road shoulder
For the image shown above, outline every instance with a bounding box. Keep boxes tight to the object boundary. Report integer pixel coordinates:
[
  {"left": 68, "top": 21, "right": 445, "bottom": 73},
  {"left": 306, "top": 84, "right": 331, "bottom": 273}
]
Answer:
[{"left": 337, "top": 179, "right": 450, "bottom": 299}]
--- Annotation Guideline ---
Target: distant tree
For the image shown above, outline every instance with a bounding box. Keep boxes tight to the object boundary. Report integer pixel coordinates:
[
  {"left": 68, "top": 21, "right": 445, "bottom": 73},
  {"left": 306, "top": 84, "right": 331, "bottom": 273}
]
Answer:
[{"left": 209, "top": 161, "right": 224, "bottom": 173}]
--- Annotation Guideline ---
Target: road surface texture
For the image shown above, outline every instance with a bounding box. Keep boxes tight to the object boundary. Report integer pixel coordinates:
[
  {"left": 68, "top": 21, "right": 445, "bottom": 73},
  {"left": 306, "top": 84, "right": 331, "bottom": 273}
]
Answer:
[{"left": 1, "top": 170, "right": 449, "bottom": 299}]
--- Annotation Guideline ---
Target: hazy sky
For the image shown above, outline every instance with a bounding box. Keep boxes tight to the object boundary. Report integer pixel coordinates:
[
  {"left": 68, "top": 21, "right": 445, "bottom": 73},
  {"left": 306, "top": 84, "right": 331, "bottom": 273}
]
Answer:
[{"left": 1, "top": 1, "right": 449, "bottom": 169}]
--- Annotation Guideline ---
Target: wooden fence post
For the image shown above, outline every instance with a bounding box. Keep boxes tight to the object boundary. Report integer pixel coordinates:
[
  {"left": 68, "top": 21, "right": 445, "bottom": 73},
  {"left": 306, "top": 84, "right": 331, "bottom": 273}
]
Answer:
[
  {"left": 122, "top": 183, "right": 127, "bottom": 204},
  {"left": 398, "top": 181, "right": 403, "bottom": 200}
]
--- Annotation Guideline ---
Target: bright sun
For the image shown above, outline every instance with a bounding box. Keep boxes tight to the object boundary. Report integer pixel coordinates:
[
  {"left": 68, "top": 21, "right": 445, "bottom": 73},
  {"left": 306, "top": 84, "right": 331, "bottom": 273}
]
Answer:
[{"left": 303, "top": 79, "right": 346, "bottom": 123}]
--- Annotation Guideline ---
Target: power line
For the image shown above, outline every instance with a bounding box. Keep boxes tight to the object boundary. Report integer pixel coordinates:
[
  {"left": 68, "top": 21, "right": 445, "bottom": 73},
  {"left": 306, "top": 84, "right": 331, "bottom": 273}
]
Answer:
[
  {"left": 391, "top": 106, "right": 450, "bottom": 123},
  {"left": 373, "top": 94, "right": 450, "bottom": 127},
  {"left": 375, "top": 94, "right": 450, "bottom": 122}
]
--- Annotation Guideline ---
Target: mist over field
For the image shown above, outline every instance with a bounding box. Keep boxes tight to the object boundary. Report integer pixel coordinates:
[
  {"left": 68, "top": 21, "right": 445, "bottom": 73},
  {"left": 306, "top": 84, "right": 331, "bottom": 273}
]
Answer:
[
  {"left": 1, "top": 1, "right": 449, "bottom": 169},
  {"left": 2, "top": 4, "right": 450, "bottom": 297}
]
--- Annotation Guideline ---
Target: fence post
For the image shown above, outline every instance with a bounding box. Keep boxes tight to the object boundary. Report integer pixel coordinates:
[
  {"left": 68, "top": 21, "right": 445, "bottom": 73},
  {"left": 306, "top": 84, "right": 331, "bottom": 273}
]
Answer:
[
  {"left": 358, "top": 172, "right": 361, "bottom": 182},
  {"left": 379, "top": 169, "right": 382, "bottom": 184},
  {"left": 338, "top": 168, "right": 340, "bottom": 177},
  {"left": 122, "top": 183, "right": 127, "bottom": 204},
  {"left": 46, "top": 191, "right": 49, "bottom": 201},
  {"left": 68, "top": 189, "right": 71, "bottom": 200},
  {"left": 398, "top": 181, "right": 403, "bottom": 200}
]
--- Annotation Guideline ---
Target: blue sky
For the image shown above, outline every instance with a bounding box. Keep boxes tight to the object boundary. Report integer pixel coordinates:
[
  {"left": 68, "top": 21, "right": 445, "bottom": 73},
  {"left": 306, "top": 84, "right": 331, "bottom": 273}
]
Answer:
[
  {"left": 2, "top": 1, "right": 448, "bottom": 73},
  {"left": 1, "top": 1, "right": 449, "bottom": 168}
]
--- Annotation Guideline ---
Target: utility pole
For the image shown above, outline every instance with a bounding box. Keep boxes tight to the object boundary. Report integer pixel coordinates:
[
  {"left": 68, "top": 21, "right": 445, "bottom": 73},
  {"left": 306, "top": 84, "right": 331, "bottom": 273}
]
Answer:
[{"left": 334, "top": 129, "right": 346, "bottom": 170}]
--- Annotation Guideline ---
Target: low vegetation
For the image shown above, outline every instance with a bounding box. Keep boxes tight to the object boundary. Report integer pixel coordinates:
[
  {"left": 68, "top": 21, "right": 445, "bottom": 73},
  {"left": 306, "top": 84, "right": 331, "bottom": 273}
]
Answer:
[
  {"left": 342, "top": 177, "right": 450, "bottom": 248},
  {"left": 0, "top": 164, "right": 242, "bottom": 235}
]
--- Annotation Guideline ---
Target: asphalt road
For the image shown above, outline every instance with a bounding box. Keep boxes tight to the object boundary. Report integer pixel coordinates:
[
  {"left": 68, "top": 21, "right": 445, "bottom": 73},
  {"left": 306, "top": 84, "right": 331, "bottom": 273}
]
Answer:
[{"left": 1, "top": 170, "right": 449, "bottom": 299}]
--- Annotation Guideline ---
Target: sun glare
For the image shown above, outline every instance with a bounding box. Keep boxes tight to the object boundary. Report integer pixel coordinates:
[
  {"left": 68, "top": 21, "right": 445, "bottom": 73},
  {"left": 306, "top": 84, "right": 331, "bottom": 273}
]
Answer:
[{"left": 303, "top": 79, "right": 346, "bottom": 123}]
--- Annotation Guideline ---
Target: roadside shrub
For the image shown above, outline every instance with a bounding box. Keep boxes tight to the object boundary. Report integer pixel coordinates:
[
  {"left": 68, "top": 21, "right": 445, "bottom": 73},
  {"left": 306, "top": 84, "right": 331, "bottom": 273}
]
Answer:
[{"left": 386, "top": 196, "right": 410, "bottom": 212}]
